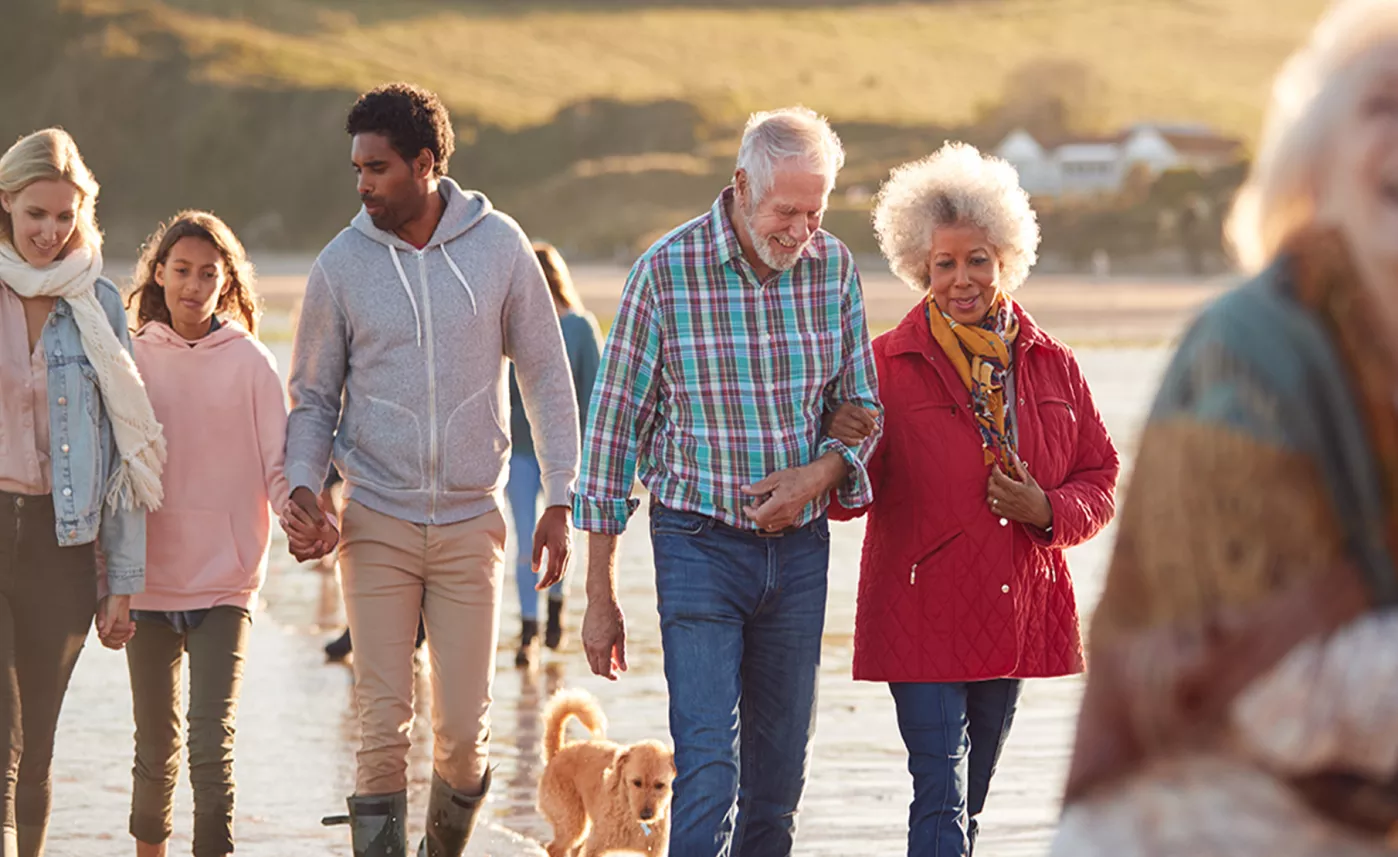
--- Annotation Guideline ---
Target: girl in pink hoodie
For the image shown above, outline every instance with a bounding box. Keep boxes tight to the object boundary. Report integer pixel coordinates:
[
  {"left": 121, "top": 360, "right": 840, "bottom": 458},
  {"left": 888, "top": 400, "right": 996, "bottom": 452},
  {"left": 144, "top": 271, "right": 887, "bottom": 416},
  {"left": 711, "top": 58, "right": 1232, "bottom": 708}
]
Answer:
[{"left": 124, "top": 211, "right": 293, "bottom": 857}]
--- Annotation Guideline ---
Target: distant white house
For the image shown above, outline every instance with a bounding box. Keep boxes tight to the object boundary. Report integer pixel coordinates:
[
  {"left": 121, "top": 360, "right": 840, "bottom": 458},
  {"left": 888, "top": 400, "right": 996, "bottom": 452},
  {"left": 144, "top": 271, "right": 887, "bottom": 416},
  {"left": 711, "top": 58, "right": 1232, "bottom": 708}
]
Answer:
[{"left": 994, "top": 123, "right": 1244, "bottom": 199}]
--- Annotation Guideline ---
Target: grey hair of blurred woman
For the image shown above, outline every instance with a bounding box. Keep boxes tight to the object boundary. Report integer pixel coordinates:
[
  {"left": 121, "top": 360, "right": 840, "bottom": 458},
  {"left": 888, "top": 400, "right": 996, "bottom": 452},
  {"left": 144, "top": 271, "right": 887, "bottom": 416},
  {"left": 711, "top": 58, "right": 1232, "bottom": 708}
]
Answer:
[{"left": 1227, "top": 0, "right": 1398, "bottom": 271}]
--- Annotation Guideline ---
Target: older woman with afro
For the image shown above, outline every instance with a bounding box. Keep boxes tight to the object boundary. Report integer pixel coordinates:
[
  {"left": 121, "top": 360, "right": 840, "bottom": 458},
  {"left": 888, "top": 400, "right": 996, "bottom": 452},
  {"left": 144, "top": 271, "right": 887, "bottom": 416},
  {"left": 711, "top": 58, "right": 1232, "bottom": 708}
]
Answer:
[{"left": 828, "top": 142, "right": 1120, "bottom": 856}]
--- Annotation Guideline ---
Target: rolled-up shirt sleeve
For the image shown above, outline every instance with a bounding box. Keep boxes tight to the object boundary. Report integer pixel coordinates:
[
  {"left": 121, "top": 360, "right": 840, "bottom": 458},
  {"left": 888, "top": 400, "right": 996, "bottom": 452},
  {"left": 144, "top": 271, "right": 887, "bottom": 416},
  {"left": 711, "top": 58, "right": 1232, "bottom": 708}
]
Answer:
[
  {"left": 572, "top": 261, "right": 664, "bottom": 534},
  {"left": 821, "top": 260, "right": 882, "bottom": 509}
]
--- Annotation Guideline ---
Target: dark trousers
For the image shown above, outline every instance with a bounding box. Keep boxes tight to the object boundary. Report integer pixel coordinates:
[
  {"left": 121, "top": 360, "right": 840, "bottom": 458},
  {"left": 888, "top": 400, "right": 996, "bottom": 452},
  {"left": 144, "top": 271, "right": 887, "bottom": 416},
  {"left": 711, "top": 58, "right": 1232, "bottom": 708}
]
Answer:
[
  {"left": 127, "top": 606, "right": 250, "bottom": 856},
  {"left": 0, "top": 491, "right": 97, "bottom": 847},
  {"left": 890, "top": 679, "right": 1022, "bottom": 857}
]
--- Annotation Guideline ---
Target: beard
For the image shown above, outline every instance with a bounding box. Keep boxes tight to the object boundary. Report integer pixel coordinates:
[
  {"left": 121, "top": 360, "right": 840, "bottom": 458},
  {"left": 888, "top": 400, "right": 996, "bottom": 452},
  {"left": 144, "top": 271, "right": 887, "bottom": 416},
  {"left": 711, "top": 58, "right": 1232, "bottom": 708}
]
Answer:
[{"left": 740, "top": 201, "right": 809, "bottom": 272}]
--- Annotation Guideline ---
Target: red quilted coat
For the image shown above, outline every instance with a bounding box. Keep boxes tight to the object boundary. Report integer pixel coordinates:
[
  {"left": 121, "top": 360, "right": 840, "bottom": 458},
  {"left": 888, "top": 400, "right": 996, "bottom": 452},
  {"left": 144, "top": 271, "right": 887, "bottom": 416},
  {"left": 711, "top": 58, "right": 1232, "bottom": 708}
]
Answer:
[{"left": 833, "top": 302, "right": 1119, "bottom": 682}]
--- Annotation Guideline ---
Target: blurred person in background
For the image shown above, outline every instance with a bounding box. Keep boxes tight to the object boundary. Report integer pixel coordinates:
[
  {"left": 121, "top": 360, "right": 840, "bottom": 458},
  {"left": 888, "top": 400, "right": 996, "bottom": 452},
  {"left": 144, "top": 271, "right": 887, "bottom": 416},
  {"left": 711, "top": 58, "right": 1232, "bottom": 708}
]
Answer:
[
  {"left": 507, "top": 241, "right": 601, "bottom": 668},
  {"left": 827, "top": 142, "right": 1119, "bottom": 856},
  {"left": 1052, "top": 1, "right": 1398, "bottom": 854}
]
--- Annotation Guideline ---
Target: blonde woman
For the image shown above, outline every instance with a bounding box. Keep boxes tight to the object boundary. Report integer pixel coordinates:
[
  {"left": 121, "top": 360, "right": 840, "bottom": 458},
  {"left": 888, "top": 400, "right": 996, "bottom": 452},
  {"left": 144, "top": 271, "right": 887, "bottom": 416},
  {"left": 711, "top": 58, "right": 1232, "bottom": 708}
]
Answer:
[
  {"left": 0, "top": 129, "right": 162, "bottom": 853},
  {"left": 1053, "top": 1, "right": 1398, "bottom": 854}
]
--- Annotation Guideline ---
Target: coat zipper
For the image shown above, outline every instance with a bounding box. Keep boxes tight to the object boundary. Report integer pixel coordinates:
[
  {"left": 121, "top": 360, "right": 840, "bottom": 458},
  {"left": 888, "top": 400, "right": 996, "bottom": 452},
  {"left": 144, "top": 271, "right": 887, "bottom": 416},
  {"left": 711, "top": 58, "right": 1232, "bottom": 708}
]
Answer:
[{"left": 418, "top": 250, "right": 439, "bottom": 523}]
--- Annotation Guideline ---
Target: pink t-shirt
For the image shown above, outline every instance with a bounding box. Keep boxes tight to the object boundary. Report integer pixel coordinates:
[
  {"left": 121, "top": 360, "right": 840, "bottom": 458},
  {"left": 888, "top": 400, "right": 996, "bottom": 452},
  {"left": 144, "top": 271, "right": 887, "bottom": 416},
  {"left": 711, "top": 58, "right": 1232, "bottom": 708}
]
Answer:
[{"left": 0, "top": 284, "right": 52, "bottom": 496}]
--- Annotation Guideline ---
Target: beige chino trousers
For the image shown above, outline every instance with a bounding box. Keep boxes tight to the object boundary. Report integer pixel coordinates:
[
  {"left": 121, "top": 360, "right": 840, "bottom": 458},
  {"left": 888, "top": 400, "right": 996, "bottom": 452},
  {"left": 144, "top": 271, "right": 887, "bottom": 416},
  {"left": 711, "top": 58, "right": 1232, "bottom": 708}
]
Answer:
[{"left": 338, "top": 500, "right": 506, "bottom": 796}]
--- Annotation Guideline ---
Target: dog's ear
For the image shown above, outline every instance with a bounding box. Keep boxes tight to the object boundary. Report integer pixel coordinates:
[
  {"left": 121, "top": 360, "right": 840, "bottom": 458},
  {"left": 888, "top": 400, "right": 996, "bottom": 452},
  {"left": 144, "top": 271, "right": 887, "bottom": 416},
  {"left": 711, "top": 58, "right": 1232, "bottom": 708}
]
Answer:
[{"left": 612, "top": 749, "right": 632, "bottom": 788}]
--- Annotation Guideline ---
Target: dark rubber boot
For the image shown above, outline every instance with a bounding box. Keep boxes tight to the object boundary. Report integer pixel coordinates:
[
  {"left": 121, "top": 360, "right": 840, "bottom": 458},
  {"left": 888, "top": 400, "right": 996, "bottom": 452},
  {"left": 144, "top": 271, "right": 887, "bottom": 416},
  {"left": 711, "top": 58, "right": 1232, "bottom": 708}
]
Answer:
[{"left": 416, "top": 769, "right": 491, "bottom": 857}]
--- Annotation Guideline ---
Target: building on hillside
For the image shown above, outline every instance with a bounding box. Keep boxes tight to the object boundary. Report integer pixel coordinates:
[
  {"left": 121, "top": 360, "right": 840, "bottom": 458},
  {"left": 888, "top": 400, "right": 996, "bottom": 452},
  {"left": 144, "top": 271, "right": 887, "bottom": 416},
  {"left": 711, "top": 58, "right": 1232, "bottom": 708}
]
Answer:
[{"left": 994, "top": 123, "right": 1244, "bottom": 199}]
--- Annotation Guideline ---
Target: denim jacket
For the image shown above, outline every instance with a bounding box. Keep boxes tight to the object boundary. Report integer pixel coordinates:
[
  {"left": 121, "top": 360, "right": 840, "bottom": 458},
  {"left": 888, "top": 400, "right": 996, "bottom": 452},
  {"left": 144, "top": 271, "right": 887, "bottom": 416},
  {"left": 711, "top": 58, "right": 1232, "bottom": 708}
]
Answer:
[{"left": 41, "top": 277, "right": 145, "bottom": 596}]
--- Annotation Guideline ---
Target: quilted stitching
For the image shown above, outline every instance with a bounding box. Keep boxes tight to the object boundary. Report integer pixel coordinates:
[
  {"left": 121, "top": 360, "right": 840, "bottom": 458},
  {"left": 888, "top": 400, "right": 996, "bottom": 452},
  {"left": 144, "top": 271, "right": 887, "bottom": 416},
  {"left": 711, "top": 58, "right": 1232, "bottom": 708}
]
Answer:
[{"left": 840, "top": 304, "right": 1119, "bottom": 683}]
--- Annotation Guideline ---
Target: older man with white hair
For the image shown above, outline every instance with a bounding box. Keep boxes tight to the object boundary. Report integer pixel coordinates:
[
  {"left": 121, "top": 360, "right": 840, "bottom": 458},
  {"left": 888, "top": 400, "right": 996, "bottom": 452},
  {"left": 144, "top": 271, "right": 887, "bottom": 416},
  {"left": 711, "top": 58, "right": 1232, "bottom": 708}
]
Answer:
[{"left": 573, "top": 106, "right": 881, "bottom": 855}]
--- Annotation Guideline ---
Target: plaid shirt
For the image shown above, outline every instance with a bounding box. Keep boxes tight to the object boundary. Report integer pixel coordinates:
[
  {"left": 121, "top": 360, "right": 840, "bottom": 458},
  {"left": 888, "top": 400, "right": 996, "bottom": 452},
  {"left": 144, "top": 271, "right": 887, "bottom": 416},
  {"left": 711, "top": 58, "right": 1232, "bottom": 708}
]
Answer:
[{"left": 573, "top": 188, "right": 881, "bottom": 534}]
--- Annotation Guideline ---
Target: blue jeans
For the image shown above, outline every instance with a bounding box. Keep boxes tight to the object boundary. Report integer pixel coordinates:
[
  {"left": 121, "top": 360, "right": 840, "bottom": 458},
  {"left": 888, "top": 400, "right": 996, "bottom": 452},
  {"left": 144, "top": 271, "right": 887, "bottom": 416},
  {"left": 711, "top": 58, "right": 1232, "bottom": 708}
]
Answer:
[
  {"left": 505, "top": 454, "right": 562, "bottom": 621},
  {"left": 651, "top": 504, "right": 830, "bottom": 857},
  {"left": 889, "top": 680, "right": 1022, "bottom": 857}
]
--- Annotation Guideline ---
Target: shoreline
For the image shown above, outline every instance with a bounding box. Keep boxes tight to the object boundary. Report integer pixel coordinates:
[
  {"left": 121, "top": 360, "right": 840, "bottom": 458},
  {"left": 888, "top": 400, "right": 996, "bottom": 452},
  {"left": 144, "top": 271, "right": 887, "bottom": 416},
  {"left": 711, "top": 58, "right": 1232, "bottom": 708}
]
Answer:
[{"left": 225, "top": 258, "right": 1233, "bottom": 345}]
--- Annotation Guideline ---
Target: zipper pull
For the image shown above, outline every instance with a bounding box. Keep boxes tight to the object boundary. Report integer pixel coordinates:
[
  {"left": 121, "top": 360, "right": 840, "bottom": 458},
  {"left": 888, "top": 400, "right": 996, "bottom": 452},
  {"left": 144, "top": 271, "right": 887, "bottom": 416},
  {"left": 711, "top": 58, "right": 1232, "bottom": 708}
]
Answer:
[{"left": 910, "top": 565, "right": 917, "bottom": 585}]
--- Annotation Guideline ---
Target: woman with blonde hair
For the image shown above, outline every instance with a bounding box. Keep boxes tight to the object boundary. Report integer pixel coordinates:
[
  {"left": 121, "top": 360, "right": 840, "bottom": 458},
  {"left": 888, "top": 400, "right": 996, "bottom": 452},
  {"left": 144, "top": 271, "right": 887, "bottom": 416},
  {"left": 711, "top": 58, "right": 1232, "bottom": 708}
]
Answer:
[
  {"left": 828, "top": 141, "right": 1119, "bottom": 855},
  {"left": 0, "top": 128, "right": 162, "bottom": 854},
  {"left": 1052, "top": 1, "right": 1398, "bottom": 853}
]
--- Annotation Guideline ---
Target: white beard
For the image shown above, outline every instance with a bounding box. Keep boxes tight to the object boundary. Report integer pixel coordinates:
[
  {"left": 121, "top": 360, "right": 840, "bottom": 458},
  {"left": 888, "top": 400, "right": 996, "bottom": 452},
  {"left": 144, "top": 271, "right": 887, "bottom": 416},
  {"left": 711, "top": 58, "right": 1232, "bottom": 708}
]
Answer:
[{"left": 741, "top": 205, "right": 807, "bottom": 272}]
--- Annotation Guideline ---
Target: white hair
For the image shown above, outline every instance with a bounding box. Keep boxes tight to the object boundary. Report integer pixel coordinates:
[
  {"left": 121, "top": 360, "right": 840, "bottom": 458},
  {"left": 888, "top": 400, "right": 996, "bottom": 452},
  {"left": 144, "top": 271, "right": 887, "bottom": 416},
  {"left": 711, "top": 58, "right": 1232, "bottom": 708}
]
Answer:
[
  {"left": 735, "top": 106, "right": 846, "bottom": 204},
  {"left": 1227, "top": 0, "right": 1398, "bottom": 272},
  {"left": 872, "top": 141, "right": 1040, "bottom": 292}
]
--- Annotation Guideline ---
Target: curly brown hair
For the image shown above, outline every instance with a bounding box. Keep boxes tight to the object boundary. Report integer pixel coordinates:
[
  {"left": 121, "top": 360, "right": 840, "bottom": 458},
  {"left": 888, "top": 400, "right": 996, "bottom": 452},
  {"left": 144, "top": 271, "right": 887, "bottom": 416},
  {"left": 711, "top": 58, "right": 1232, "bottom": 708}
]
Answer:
[{"left": 128, "top": 211, "right": 259, "bottom": 335}]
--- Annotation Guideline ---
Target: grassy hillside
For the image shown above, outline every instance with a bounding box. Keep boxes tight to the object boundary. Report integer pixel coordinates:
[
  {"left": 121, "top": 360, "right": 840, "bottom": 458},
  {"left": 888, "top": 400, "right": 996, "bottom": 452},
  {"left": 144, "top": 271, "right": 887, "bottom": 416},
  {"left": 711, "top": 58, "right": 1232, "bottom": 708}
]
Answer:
[
  {"left": 74, "top": 0, "right": 1327, "bottom": 138},
  {"left": 0, "top": 0, "right": 1330, "bottom": 259}
]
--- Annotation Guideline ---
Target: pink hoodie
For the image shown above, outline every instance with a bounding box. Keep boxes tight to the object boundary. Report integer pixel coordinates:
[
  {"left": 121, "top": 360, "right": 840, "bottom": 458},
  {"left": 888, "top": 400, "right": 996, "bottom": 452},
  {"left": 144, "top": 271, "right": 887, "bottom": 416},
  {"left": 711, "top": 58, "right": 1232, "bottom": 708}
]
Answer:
[{"left": 132, "top": 321, "right": 290, "bottom": 612}]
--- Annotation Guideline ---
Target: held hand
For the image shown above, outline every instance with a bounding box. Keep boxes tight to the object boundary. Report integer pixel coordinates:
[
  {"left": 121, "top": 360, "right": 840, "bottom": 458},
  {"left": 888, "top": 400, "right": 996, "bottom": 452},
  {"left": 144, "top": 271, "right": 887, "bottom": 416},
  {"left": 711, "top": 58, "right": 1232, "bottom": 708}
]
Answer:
[
  {"left": 582, "top": 596, "right": 628, "bottom": 680},
  {"left": 281, "top": 487, "right": 339, "bottom": 561},
  {"left": 742, "top": 455, "right": 846, "bottom": 532},
  {"left": 97, "top": 594, "right": 135, "bottom": 650},
  {"left": 533, "top": 506, "right": 573, "bottom": 590},
  {"left": 822, "top": 402, "right": 879, "bottom": 447},
  {"left": 986, "top": 454, "right": 1053, "bottom": 530}
]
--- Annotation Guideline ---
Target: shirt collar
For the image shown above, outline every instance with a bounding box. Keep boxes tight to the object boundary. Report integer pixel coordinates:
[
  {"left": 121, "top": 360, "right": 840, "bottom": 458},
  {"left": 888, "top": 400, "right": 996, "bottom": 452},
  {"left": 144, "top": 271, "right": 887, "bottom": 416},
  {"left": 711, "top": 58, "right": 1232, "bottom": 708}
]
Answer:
[{"left": 711, "top": 186, "right": 745, "bottom": 267}]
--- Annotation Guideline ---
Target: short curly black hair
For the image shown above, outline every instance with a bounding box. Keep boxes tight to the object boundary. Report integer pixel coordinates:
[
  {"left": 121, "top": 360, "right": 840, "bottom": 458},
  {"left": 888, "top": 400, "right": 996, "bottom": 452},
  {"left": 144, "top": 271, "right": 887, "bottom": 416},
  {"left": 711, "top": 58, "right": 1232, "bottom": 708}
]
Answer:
[{"left": 346, "top": 83, "right": 455, "bottom": 178}]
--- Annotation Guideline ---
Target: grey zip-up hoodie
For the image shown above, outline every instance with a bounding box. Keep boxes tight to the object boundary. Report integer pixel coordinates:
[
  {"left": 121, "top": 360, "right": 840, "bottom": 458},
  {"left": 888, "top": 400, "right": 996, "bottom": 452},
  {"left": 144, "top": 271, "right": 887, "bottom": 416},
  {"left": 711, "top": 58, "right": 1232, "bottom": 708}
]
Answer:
[{"left": 285, "top": 178, "right": 579, "bottom": 525}]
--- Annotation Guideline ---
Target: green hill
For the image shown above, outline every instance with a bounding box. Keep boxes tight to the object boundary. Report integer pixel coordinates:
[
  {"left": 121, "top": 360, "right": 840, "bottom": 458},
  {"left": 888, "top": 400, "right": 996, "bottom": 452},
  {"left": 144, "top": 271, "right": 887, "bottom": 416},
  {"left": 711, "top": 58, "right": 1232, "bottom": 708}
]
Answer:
[{"left": 3, "top": 0, "right": 1328, "bottom": 258}]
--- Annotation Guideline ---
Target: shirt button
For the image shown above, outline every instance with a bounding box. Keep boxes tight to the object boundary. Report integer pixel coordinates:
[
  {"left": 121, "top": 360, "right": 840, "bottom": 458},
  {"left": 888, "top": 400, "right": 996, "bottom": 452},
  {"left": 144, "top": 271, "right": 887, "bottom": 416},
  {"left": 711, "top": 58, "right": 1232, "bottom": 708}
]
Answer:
[
  {"left": 68, "top": 530, "right": 77, "bottom": 539},
  {"left": 57, "top": 396, "right": 67, "bottom": 406},
  {"left": 13, "top": 497, "right": 24, "bottom": 509},
  {"left": 1001, "top": 584, "right": 1011, "bottom": 594},
  {"left": 999, "top": 517, "right": 1008, "bottom": 527},
  {"left": 60, "top": 444, "right": 69, "bottom": 453},
  {"left": 62, "top": 488, "right": 72, "bottom": 497}
]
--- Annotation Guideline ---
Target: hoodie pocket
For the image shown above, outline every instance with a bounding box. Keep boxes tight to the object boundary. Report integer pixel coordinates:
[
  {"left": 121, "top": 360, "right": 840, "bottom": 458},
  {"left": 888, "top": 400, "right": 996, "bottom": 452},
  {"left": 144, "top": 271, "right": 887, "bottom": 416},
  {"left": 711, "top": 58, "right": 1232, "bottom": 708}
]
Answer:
[
  {"left": 343, "top": 397, "right": 425, "bottom": 492},
  {"left": 442, "top": 387, "right": 510, "bottom": 493},
  {"left": 146, "top": 509, "right": 248, "bottom": 596}
]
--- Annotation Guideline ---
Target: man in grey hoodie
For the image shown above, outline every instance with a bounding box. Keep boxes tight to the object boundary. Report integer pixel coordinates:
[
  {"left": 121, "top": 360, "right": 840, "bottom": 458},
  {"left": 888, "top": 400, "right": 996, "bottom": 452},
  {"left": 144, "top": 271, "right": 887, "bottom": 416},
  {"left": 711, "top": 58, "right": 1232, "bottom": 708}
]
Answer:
[{"left": 282, "top": 83, "right": 579, "bottom": 857}]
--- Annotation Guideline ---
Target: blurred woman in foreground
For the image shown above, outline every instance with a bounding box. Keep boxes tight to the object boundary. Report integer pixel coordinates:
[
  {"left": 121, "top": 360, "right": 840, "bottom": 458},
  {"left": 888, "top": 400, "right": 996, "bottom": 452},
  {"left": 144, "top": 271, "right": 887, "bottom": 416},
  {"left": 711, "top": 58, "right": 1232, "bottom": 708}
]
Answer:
[{"left": 1053, "top": 1, "right": 1398, "bottom": 853}]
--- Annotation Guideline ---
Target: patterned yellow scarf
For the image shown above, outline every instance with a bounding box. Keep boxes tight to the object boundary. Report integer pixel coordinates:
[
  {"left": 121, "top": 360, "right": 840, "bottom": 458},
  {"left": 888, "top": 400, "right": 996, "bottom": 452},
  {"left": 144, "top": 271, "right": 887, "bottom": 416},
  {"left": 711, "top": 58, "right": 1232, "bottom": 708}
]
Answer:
[{"left": 926, "top": 291, "right": 1020, "bottom": 466}]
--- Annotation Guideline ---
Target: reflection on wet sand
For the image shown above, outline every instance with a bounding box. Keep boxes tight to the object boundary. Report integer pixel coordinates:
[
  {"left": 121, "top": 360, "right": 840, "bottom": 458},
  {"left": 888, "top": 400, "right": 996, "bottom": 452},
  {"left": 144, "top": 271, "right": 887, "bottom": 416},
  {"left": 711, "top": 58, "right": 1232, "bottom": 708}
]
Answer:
[{"left": 502, "top": 661, "right": 568, "bottom": 845}]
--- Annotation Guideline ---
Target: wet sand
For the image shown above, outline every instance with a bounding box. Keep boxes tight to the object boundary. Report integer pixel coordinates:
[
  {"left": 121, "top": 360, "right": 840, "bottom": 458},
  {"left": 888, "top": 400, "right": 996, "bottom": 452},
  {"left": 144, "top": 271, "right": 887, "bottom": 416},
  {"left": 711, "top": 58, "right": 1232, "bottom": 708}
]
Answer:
[{"left": 48, "top": 332, "right": 1171, "bottom": 853}]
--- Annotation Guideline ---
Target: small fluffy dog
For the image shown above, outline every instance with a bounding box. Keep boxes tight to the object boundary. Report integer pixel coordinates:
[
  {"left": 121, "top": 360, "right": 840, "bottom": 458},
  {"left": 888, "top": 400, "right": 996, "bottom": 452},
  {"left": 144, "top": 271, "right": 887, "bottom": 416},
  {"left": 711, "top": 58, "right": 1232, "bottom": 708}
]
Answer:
[{"left": 538, "top": 689, "right": 675, "bottom": 857}]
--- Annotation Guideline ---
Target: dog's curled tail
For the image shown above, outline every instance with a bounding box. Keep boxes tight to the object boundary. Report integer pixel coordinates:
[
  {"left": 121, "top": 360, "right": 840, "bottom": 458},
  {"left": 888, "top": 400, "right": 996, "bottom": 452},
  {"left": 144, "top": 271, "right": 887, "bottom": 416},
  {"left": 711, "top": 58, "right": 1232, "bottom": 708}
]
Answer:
[{"left": 542, "top": 689, "right": 607, "bottom": 762}]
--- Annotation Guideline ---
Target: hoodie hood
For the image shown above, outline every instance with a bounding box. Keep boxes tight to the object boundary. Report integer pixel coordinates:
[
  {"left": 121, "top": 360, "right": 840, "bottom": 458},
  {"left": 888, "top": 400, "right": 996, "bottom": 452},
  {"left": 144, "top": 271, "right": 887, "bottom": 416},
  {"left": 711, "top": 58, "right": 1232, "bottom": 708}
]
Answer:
[
  {"left": 348, "top": 177, "right": 493, "bottom": 345},
  {"left": 135, "top": 319, "right": 255, "bottom": 352},
  {"left": 350, "top": 176, "right": 493, "bottom": 251}
]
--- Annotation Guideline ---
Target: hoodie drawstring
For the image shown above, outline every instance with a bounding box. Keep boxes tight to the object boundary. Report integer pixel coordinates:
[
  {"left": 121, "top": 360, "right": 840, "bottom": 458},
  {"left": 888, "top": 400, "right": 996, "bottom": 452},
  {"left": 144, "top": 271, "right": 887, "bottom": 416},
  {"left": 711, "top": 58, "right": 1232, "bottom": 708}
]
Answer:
[
  {"left": 440, "top": 246, "right": 479, "bottom": 316},
  {"left": 388, "top": 245, "right": 424, "bottom": 347}
]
